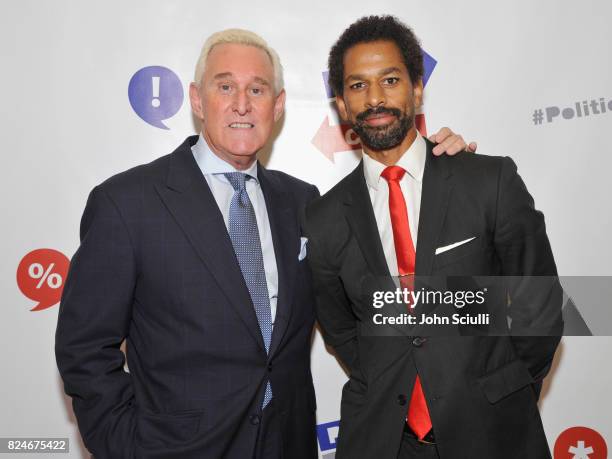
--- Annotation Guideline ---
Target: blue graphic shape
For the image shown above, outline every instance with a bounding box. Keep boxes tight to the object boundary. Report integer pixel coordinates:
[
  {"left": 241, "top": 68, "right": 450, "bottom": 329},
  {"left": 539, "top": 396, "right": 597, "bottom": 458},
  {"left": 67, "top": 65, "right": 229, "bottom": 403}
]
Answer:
[
  {"left": 317, "top": 420, "right": 340, "bottom": 451},
  {"left": 128, "top": 66, "right": 183, "bottom": 129},
  {"left": 422, "top": 49, "right": 437, "bottom": 88},
  {"left": 322, "top": 71, "right": 334, "bottom": 99}
]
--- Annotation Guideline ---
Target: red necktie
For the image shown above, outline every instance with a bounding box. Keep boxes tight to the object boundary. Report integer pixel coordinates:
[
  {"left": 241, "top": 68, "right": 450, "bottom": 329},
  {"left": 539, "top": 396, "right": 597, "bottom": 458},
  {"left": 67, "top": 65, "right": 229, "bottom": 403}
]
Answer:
[{"left": 381, "top": 166, "right": 432, "bottom": 440}]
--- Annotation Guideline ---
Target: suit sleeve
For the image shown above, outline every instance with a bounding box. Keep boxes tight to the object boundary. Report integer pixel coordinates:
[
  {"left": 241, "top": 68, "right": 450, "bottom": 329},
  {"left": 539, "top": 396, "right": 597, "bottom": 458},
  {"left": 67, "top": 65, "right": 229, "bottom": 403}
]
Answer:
[
  {"left": 494, "top": 157, "right": 563, "bottom": 392},
  {"left": 55, "top": 186, "right": 137, "bottom": 458},
  {"left": 303, "top": 203, "right": 361, "bottom": 377}
]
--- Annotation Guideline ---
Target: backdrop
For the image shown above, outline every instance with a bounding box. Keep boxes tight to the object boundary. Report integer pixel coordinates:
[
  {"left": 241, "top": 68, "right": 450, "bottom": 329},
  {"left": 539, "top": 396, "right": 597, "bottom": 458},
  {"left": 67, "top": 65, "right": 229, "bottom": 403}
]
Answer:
[{"left": 2, "top": 1, "right": 611, "bottom": 457}]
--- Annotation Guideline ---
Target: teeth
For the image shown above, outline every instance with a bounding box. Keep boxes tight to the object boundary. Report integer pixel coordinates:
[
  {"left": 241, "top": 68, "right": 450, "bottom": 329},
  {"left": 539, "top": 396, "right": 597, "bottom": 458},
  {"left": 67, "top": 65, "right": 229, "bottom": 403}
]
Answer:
[{"left": 229, "top": 123, "right": 254, "bottom": 128}]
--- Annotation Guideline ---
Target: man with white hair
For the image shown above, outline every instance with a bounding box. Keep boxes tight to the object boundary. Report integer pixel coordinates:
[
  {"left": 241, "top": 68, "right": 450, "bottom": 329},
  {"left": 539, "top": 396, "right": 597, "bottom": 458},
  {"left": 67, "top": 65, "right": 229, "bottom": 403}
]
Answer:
[{"left": 55, "top": 28, "right": 472, "bottom": 458}]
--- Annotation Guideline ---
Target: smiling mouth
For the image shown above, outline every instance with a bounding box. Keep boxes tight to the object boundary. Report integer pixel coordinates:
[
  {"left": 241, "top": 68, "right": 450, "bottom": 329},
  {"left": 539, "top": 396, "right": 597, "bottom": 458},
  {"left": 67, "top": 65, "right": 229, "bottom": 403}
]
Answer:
[
  {"left": 364, "top": 114, "right": 396, "bottom": 127},
  {"left": 228, "top": 122, "right": 254, "bottom": 129}
]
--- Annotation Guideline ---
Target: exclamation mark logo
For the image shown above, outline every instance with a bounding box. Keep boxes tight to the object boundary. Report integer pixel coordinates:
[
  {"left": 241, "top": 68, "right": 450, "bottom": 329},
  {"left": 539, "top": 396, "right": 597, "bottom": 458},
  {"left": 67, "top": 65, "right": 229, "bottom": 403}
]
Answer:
[
  {"left": 128, "top": 66, "right": 184, "bottom": 129},
  {"left": 151, "top": 76, "right": 161, "bottom": 108}
]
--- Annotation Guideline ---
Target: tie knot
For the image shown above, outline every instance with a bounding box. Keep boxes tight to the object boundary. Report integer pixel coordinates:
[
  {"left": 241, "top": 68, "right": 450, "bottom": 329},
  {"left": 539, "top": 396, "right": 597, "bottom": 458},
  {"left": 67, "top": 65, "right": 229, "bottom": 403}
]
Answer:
[
  {"left": 381, "top": 165, "right": 406, "bottom": 183},
  {"left": 223, "top": 172, "right": 249, "bottom": 191}
]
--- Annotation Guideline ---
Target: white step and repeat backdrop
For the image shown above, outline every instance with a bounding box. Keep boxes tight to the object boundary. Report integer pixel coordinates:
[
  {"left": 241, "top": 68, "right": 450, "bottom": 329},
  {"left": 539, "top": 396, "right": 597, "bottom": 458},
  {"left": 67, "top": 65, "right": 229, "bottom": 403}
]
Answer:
[{"left": 1, "top": 1, "right": 611, "bottom": 457}]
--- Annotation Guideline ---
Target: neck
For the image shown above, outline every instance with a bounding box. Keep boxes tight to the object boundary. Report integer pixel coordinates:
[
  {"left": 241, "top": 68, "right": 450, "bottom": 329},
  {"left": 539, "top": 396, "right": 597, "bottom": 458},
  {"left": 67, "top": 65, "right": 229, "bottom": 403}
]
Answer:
[
  {"left": 201, "top": 131, "right": 257, "bottom": 171},
  {"left": 362, "top": 127, "right": 417, "bottom": 166},
  {"left": 221, "top": 155, "right": 257, "bottom": 171}
]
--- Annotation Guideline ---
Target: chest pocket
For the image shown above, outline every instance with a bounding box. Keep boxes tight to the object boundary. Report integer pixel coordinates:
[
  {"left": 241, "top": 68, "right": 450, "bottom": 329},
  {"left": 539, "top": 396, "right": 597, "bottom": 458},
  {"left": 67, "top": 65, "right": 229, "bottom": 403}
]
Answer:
[{"left": 433, "top": 235, "right": 492, "bottom": 271}]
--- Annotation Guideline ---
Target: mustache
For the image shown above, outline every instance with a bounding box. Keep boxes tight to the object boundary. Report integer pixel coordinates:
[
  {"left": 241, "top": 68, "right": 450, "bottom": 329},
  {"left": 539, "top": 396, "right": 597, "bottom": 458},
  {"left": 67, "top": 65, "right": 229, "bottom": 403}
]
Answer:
[{"left": 355, "top": 106, "right": 402, "bottom": 123}]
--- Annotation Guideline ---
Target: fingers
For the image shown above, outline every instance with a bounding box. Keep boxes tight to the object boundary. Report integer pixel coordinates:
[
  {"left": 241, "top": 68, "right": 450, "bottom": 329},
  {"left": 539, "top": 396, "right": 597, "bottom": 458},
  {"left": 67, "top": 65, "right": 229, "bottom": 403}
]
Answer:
[
  {"left": 428, "top": 126, "right": 451, "bottom": 144},
  {"left": 429, "top": 127, "right": 476, "bottom": 155},
  {"left": 432, "top": 135, "right": 467, "bottom": 156}
]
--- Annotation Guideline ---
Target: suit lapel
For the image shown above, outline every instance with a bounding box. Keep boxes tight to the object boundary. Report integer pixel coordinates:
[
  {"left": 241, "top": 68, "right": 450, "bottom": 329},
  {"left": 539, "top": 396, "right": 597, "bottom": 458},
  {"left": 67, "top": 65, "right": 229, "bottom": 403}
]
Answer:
[
  {"left": 415, "top": 139, "right": 454, "bottom": 275},
  {"left": 258, "top": 165, "right": 299, "bottom": 358},
  {"left": 154, "top": 137, "right": 265, "bottom": 352},
  {"left": 342, "top": 162, "right": 390, "bottom": 277},
  {"left": 343, "top": 162, "right": 413, "bottom": 336}
]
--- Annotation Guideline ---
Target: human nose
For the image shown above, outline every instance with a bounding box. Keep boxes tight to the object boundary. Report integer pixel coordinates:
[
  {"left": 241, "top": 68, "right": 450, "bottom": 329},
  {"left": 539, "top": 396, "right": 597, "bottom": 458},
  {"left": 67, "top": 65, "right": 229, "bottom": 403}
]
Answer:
[
  {"left": 365, "top": 84, "right": 385, "bottom": 109},
  {"left": 232, "top": 89, "right": 252, "bottom": 116}
]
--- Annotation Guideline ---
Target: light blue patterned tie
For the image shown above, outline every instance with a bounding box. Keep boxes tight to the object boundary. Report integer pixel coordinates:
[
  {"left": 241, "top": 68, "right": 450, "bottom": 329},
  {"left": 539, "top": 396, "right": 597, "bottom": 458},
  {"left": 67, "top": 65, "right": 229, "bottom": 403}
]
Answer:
[{"left": 223, "top": 172, "right": 273, "bottom": 408}]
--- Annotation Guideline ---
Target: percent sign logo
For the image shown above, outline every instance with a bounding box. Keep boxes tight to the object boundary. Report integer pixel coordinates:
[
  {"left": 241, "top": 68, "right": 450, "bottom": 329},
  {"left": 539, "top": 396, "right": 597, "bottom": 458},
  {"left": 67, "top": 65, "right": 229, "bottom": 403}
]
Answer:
[{"left": 16, "top": 249, "right": 70, "bottom": 311}]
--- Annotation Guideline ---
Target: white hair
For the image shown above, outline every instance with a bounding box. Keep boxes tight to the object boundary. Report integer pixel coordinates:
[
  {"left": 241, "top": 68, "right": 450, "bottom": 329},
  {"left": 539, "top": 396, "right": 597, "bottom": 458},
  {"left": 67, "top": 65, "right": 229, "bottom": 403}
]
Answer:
[{"left": 194, "top": 28, "right": 284, "bottom": 94}]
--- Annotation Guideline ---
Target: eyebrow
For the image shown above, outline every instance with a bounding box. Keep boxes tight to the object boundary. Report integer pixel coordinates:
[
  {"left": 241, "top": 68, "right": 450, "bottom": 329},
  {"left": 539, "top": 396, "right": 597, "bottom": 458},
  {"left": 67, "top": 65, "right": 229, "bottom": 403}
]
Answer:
[
  {"left": 253, "top": 77, "right": 271, "bottom": 86},
  {"left": 213, "top": 72, "right": 271, "bottom": 86},
  {"left": 213, "top": 72, "right": 234, "bottom": 80},
  {"left": 345, "top": 66, "right": 403, "bottom": 82}
]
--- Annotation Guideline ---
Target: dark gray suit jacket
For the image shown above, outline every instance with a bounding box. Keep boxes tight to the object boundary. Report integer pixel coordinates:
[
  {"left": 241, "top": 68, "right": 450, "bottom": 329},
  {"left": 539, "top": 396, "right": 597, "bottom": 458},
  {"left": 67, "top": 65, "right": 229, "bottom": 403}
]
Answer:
[{"left": 304, "top": 139, "right": 562, "bottom": 459}]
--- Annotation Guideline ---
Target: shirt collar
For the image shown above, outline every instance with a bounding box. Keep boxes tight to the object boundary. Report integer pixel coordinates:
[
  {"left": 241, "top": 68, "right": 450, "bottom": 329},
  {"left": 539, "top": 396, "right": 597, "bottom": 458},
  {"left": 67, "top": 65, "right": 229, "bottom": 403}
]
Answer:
[
  {"left": 362, "top": 131, "right": 426, "bottom": 191},
  {"left": 192, "top": 133, "right": 259, "bottom": 182}
]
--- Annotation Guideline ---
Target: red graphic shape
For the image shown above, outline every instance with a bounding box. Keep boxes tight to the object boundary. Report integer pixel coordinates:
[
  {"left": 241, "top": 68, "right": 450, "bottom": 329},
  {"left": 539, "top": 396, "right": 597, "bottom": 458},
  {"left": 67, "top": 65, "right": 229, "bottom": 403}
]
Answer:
[
  {"left": 415, "top": 113, "right": 427, "bottom": 137},
  {"left": 554, "top": 426, "right": 607, "bottom": 459},
  {"left": 312, "top": 116, "right": 361, "bottom": 162},
  {"left": 16, "top": 248, "right": 70, "bottom": 311}
]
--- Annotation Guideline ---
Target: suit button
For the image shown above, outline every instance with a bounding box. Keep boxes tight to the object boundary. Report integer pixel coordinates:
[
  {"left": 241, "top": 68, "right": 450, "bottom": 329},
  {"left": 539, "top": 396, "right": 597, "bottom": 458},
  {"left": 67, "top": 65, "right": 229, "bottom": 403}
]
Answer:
[
  {"left": 249, "top": 414, "right": 261, "bottom": 425},
  {"left": 397, "top": 394, "right": 407, "bottom": 406},
  {"left": 412, "top": 337, "right": 426, "bottom": 347},
  {"left": 267, "top": 363, "right": 272, "bottom": 372}
]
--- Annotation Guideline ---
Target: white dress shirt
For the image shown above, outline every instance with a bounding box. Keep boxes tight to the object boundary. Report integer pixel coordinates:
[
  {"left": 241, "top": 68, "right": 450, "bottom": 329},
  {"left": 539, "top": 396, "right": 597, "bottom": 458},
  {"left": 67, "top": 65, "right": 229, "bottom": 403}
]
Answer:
[
  {"left": 362, "top": 132, "right": 426, "bottom": 277},
  {"left": 192, "top": 135, "right": 279, "bottom": 323}
]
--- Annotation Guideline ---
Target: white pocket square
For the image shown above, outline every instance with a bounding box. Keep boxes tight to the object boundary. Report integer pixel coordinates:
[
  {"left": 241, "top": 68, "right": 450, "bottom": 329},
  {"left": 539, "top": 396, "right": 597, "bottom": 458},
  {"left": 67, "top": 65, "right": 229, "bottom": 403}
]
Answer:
[
  {"left": 298, "top": 237, "right": 308, "bottom": 261},
  {"left": 435, "top": 237, "right": 476, "bottom": 255}
]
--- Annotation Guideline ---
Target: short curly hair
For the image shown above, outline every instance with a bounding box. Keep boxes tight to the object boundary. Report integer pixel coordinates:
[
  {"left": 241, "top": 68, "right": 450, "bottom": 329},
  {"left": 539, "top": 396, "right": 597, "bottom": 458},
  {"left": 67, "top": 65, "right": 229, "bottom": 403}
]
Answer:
[{"left": 328, "top": 15, "right": 423, "bottom": 97}]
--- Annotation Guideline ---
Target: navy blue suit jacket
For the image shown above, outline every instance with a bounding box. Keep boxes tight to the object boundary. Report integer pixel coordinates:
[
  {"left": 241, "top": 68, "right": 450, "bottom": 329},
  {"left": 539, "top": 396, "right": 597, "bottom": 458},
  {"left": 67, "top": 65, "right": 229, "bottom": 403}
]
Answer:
[{"left": 56, "top": 136, "right": 319, "bottom": 458}]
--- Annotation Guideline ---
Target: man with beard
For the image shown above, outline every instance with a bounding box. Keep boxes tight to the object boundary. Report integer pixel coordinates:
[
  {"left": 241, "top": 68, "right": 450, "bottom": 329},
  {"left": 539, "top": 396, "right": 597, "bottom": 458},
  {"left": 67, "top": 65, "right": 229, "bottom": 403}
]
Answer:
[{"left": 304, "top": 16, "right": 561, "bottom": 459}]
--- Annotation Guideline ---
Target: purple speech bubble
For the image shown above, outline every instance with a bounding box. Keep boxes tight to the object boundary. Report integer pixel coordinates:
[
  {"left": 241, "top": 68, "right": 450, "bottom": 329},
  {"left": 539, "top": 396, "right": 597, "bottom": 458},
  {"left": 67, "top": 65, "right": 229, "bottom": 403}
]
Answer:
[{"left": 128, "top": 66, "right": 184, "bottom": 129}]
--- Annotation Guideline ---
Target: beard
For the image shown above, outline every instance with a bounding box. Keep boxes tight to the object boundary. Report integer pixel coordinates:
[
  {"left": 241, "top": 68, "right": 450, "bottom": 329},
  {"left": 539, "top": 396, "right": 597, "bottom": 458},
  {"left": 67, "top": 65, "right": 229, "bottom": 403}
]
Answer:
[{"left": 351, "top": 106, "right": 414, "bottom": 151}]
